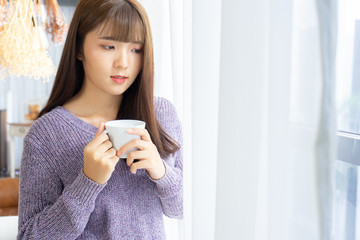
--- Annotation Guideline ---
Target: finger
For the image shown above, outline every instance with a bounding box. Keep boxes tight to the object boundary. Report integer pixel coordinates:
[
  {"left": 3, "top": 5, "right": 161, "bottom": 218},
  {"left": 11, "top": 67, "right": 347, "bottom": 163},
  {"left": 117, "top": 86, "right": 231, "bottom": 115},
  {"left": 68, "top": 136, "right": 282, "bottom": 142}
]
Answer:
[
  {"left": 126, "top": 128, "right": 152, "bottom": 142},
  {"left": 95, "top": 122, "right": 106, "bottom": 137},
  {"left": 98, "top": 140, "right": 113, "bottom": 154},
  {"left": 103, "top": 147, "right": 117, "bottom": 159},
  {"left": 129, "top": 160, "right": 149, "bottom": 174},
  {"left": 117, "top": 138, "right": 147, "bottom": 157},
  {"left": 109, "top": 155, "right": 120, "bottom": 166},
  {"left": 90, "top": 133, "right": 109, "bottom": 147},
  {"left": 125, "top": 150, "right": 148, "bottom": 167}
]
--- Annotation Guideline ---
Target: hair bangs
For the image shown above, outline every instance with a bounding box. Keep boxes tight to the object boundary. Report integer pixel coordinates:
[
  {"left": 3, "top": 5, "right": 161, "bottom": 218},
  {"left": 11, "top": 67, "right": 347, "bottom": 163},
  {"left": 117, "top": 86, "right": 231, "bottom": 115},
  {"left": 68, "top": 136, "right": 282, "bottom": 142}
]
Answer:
[{"left": 98, "top": 3, "right": 145, "bottom": 44}]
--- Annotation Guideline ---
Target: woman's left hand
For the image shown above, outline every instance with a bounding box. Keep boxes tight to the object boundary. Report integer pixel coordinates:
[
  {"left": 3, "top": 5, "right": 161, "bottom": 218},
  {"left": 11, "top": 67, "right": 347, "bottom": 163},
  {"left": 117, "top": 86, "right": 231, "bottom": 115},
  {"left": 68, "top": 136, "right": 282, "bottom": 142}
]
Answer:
[{"left": 116, "top": 128, "right": 165, "bottom": 180}]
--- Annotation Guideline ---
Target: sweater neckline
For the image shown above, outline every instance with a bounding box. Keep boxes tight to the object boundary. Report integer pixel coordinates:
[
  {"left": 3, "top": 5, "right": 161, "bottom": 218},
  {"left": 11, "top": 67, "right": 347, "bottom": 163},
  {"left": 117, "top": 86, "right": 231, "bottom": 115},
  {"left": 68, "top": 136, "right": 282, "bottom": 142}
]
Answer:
[
  {"left": 53, "top": 106, "right": 98, "bottom": 134},
  {"left": 52, "top": 97, "right": 161, "bottom": 134}
]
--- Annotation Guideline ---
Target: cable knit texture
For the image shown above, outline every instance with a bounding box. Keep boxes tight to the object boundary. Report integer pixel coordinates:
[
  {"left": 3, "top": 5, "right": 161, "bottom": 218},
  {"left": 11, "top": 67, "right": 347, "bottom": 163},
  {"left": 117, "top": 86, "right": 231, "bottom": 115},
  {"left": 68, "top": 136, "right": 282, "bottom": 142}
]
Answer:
[{"left": 17, "top": 97, "right": 183, "bottom": 240}]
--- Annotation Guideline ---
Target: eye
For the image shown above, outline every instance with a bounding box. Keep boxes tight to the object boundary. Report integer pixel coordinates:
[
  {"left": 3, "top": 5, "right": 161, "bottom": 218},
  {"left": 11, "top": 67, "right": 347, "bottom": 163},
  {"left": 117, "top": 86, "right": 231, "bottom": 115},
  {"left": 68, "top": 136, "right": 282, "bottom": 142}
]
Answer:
[
  {"left": 102, "top": 45, "right": 115, "bottom": 50},
  {"left": 132, "top": 49, "right": 143, "bottom": 54}
]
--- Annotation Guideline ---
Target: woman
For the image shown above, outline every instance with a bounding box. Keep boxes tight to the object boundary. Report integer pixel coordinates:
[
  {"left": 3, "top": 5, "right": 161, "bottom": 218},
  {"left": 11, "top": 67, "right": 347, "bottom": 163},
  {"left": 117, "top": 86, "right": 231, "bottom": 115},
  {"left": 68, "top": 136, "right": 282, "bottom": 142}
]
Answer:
[{"left": 17, "top": 0, "right": 183, "bottom": 239}]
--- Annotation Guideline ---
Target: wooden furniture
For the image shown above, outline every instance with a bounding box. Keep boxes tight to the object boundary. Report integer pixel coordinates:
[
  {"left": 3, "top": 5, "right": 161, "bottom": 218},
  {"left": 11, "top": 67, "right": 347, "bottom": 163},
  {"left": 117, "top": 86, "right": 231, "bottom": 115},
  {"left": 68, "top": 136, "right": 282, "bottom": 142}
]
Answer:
[
  {"left": 0, "top": 177, "right": 19, "bottom": 216},
  {"left": 0, "top": 110, "right": 6, "bottom": 176},
  {"left": 8, "top": 123, "right": 32, "bottom": 177}
]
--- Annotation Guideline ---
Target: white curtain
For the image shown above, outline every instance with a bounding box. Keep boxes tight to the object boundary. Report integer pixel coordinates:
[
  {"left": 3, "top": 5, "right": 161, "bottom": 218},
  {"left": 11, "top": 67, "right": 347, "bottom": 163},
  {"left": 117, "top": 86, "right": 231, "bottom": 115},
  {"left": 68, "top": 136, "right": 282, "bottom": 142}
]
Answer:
[
  {"left": 135, "top": 1, "right": 189, "bottom": 239},
  {"left": 315, "top": 0, "right": 337, "bottom": 239},
  {"left": 189, "top": 0, "right": 337, "bottom": 240}
]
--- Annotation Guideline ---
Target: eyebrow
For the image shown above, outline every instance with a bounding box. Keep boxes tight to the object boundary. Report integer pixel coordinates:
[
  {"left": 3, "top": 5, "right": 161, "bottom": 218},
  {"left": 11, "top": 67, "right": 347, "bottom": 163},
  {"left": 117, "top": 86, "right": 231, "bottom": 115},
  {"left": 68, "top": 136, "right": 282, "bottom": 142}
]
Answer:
[{"left": 99, "top": 36, "right": 144, "bottom": 44}]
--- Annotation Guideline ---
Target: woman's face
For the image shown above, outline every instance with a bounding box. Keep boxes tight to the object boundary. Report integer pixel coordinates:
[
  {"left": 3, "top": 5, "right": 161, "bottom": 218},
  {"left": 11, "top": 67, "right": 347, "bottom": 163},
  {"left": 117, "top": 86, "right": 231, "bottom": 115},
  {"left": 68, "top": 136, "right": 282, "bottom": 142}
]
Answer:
[{"left": 79, "top": 26, "right": 144, "bottom": 97}]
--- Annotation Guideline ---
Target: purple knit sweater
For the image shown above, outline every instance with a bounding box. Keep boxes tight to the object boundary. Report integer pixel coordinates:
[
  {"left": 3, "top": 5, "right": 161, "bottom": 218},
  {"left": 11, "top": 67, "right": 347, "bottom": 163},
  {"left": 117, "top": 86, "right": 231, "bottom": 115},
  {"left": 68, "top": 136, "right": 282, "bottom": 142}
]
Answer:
[{"left": 17, "top": 97, "right": 183, "bottom": 240}]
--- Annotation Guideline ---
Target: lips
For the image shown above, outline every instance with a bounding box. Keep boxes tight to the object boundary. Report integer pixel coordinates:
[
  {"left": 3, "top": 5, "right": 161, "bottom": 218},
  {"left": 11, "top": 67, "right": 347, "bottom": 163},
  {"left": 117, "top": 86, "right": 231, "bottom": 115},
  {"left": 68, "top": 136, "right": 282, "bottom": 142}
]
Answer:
[{"left": 111, "top": 75, "right": 127, "bottom": 84}]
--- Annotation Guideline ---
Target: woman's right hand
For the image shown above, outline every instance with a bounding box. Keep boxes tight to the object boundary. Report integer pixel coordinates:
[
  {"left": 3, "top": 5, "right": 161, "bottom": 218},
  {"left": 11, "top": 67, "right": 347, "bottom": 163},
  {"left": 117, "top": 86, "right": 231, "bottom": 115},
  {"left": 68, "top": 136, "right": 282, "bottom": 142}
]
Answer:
[{"left": 83, "top": 122, "right": 119, "bottom": 184}]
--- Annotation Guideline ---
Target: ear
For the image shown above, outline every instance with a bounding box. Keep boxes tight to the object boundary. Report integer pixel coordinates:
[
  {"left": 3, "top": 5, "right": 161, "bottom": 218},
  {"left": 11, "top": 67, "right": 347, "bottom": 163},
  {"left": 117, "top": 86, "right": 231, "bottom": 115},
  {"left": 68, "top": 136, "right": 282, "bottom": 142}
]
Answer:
[{"left": 77, "top": 52, "right": 83, "bottom": 61}]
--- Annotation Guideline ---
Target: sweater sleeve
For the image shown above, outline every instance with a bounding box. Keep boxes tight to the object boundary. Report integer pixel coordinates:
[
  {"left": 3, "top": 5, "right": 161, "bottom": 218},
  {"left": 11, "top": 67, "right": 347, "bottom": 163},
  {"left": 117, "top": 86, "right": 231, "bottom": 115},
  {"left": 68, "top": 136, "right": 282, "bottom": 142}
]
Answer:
[
  {"left": 17, "top": 134, "right": 105, "bottom": 240},
  {"left": 150, "top": 97, "right": 183, "bottom": 219}
]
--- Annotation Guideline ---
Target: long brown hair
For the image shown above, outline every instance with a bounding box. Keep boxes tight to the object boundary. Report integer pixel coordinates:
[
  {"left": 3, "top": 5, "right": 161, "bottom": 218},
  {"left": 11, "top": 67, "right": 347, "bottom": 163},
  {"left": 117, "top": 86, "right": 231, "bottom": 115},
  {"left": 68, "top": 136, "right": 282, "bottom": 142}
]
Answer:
[{"left": 39, "top": 0, "right": 180, "bottom": 158}]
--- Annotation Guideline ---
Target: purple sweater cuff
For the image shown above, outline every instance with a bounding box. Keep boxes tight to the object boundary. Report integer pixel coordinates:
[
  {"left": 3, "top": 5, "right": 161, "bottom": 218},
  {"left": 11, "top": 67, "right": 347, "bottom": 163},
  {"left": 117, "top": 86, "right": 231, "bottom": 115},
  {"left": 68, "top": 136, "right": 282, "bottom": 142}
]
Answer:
[
  {"left": 150, "top": 160, "right": 180, "bottom": 197},
  {"left": 64, "top": 170, "right": 105, "bottom": 205}
]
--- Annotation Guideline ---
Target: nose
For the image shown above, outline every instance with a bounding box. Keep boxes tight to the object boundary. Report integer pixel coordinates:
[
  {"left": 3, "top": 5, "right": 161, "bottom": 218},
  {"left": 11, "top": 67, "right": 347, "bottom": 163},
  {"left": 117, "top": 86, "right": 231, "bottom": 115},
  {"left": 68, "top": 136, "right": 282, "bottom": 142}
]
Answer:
[{"left": 113, "top": 49, "right": 128, "bottom": 70}]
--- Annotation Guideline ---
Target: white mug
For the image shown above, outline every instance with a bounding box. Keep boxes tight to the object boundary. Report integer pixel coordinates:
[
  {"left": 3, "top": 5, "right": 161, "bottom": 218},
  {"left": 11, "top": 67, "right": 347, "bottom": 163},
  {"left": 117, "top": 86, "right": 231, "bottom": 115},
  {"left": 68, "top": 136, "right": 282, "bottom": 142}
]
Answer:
[{"left": 103, "top": 119, "right": 146, "bottom": 158}]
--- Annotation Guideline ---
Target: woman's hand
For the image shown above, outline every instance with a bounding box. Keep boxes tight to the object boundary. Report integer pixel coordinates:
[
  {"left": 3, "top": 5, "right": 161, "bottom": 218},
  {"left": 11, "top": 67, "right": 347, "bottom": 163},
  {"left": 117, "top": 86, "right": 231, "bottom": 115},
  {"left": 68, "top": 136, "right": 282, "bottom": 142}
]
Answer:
[
  {"left": 117, "top": 128, "right": 166, "bottom": 180},
  {"left": 83, "top": 122, "right": 119, "bottom": 184}
]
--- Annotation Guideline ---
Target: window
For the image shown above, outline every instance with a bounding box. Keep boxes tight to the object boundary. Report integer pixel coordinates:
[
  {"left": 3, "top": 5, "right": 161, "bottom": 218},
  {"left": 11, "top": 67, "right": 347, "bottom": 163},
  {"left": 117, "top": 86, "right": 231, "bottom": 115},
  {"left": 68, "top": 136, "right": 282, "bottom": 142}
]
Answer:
[{"left": 335, "top": 0, "right": 360, "bottom": 239}]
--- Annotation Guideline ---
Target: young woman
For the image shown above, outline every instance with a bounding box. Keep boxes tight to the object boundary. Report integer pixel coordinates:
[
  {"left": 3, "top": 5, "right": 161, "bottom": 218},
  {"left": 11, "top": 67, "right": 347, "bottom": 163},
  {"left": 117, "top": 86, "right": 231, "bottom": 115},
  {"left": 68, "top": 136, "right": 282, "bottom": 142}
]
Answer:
[{"left": 17, "top": 0, "right": 183, "bottom": 239}]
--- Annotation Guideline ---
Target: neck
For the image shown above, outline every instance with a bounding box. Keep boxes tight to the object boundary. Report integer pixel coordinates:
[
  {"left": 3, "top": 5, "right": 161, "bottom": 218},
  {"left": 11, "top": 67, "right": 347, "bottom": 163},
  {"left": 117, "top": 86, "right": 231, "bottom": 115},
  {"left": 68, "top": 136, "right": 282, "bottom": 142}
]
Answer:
[{"left": 64, "top": 81, "right": 122, "bottom": 123}]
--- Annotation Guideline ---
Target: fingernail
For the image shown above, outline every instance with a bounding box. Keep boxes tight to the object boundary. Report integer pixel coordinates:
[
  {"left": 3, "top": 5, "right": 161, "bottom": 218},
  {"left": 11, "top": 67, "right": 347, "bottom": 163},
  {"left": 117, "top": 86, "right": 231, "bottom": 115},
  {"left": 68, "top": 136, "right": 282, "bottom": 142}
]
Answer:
[
  {"left": 132, "top": 170, "right": 137, "bottom": 174},
  {"left": 127, "top": 128, "right": 133, "bottom": 133}
]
